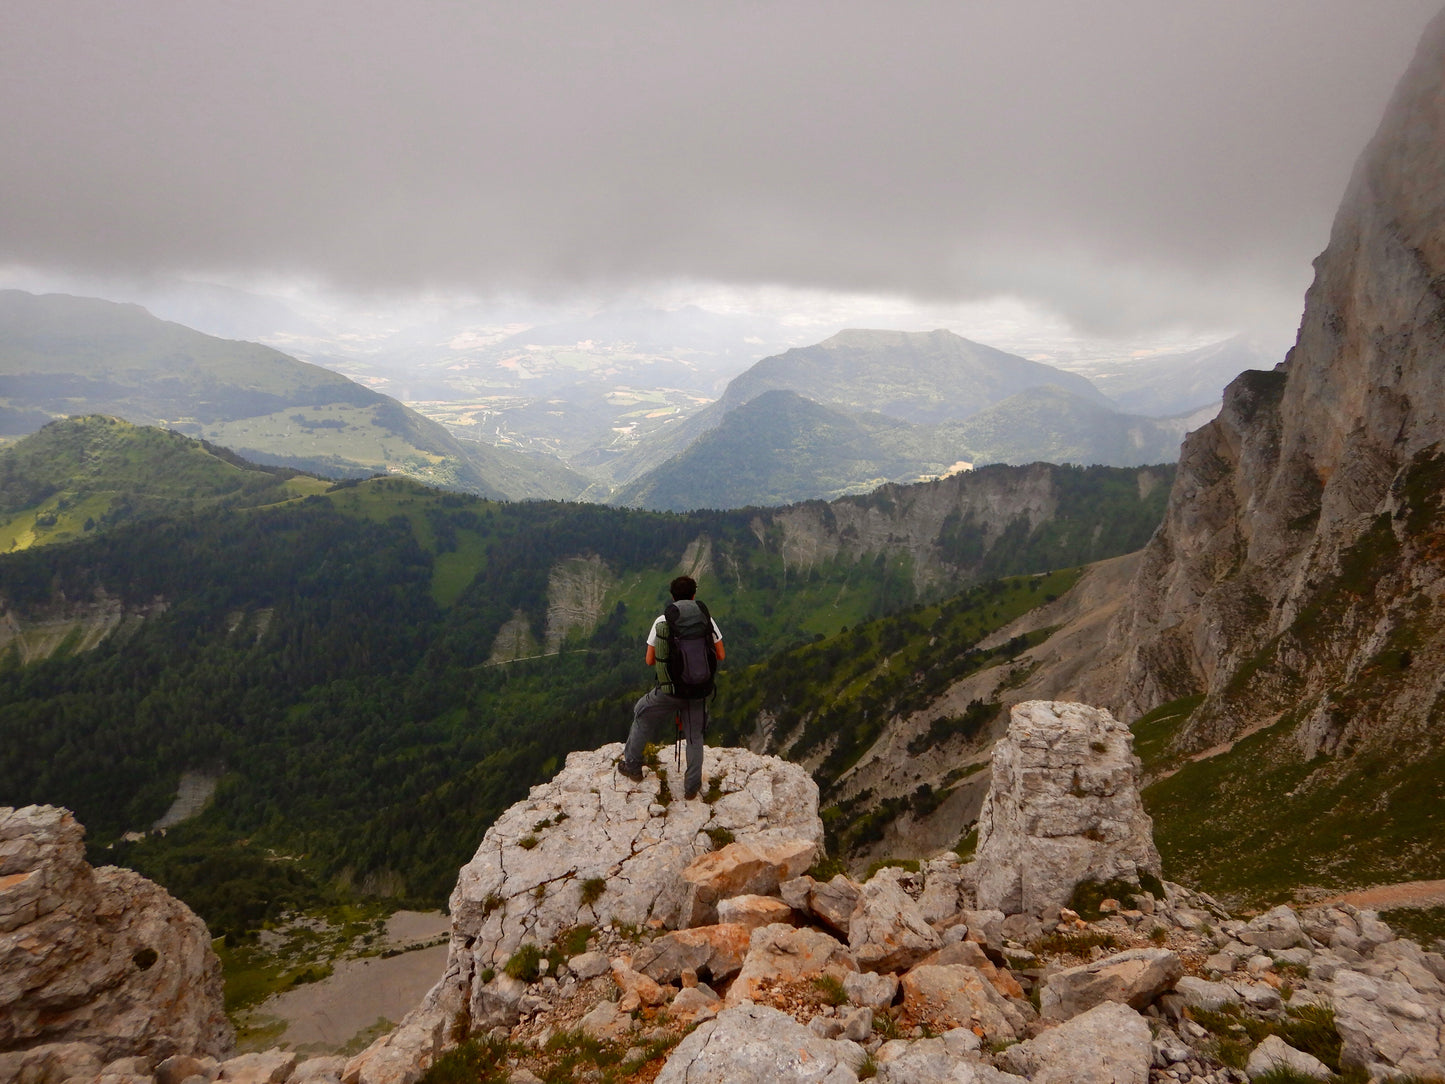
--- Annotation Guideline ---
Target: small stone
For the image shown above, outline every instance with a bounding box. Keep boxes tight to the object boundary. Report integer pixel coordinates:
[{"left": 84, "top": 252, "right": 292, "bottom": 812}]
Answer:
[{"left": 841, "top": 1007, "right": 872, "bottom": 1042}]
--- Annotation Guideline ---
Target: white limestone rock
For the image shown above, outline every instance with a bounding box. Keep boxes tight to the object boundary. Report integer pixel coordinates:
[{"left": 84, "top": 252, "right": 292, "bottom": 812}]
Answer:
[
  {"left": 1038, "top": 947, "right": 1183, "bottom": 1022},
  {"left": 973, "top": 702, "right": 1160, "bottom": 916},
  {"left": 1000, "top": 1000, "right": 1152, "bottom": 1084},
  {"left": 1329, "top": 967, "right": 1445, "bottom": 1080},
  {"left": 849, "top": 867, "right": 942, "bottom": 973},
  {"left": 874, "top": 1036, "right": 1024, "bottom": 1084},
  {"left": 655, "top": 1002, "right": 864, "bottom": 1084},
  {"left": 1245, "top": 1035, "right": 1331, "bottom": 1081},
  {"left": 0, "top": 805, "right": 232, "bottom": 1063},
  {"left": 428, "top": 744, "right": 821, "bottom": 1027}
]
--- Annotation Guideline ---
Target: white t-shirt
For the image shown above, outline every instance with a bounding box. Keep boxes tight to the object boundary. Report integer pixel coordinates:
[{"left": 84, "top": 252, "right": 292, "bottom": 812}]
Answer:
[{"left": 647, "top": 612, "right": 723, "bottom": 649}]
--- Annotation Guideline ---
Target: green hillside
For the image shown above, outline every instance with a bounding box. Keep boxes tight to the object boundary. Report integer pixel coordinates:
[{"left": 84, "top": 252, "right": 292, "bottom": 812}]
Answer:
[
  {"left": 616, "top": 385, "right": 1185, "bottom": 512},
  {"left": 0, "top": 291, "right": 586, "bottom": 501},
  {"left": 614, "top": 390, "right": 956, "bottom": 511},
  {"left": 0, "top": 415, "right": 325, "bottom": 551},
  {"left": 0, "top": 426, "right": 1172, "bottom": 935}
]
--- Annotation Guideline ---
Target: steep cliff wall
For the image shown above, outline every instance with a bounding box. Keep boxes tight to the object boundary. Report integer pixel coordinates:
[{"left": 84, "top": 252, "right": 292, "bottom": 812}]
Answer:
[
  {"left": 756, "top": 461, "right": 1170, "bottom": 593},
  {"left": 1112, "top": 7, "right": 1445, "bottom": 759}
]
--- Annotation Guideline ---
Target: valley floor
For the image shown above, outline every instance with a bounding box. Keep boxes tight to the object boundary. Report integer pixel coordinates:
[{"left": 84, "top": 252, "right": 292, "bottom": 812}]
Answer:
[{"left": 236, "top": 911, "right": 450, "bottom": 1055}]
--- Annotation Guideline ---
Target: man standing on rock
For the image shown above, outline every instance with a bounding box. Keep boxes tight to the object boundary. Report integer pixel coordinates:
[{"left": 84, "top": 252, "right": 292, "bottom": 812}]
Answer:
[{"left": 619, "top": 575, "right": 724, "bottom": 800}]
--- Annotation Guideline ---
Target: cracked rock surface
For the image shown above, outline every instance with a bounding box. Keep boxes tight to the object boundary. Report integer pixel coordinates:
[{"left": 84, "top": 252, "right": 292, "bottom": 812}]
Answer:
[
  {"left": 975, "top": 700, "right": 1161, "bottom": 916},
  {"left": 428, "top": 743, "right": 821, "bottom": 1024},
  {"left": 0, "top": 804, "right": 233, "bottom": 1064}
]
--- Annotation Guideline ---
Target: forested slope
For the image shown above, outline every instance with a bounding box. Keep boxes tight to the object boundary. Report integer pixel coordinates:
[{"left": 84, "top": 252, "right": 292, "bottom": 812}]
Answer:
[{"left": 0, "top": 424, "right": 1173, "bottom": 934}]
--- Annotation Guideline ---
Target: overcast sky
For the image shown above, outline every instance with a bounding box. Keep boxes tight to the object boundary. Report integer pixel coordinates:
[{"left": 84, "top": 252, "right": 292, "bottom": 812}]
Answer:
[{"left": 1, "top": 1, "right": 1439, "bottom": 337}]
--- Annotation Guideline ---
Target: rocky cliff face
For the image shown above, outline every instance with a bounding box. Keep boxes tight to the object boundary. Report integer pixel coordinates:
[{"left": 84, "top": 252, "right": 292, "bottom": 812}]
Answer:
[
  {"left": 0, "top": 805, "right": 232, "bottom": 1062},
  {"left": 756, "top": 461, "right": 1169, "bottom": 593},
  {"left": 1109, "top": 7, "right": 1445, "bottom": 760}
]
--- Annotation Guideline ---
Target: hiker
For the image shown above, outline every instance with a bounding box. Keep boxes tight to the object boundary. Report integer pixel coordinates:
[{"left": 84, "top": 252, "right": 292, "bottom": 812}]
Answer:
[{"left": 618, "top": 575, "right": 724, "bottom": 799}]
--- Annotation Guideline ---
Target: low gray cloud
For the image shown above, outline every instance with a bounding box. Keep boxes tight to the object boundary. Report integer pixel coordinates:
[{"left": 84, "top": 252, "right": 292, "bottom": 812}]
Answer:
[{"left": 1, "top": 0, "right": 1437, "bottom": 332}]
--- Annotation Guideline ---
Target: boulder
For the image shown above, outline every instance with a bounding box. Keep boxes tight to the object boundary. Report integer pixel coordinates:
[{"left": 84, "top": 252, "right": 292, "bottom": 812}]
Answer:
[
  {"left": 428, "top": 745, "right": 821, "bottom": 1028},
  {"left": 679, "top": 839, "right": 817, "bottom": 926},
  {"left": 630, "top": 924, "right": 751, "bottom": 984},
  {"left": 1000, "top": 1000, "right": 1152, "bottom": 1084},
  {"left": 1239, "top": 905, "right": 1310, "bottom": 951},
  {"left": 973, "top": 702, "right": 1161, "bottom": 916},
  {"left": 1245, "top": 1035, "right": 1331, "bottom": 1081},
  {"left": 567, "top": 950, "right": 610, "bottom": 980},
  {"left": 0, "top": 1042, "right": 106, "bottom": 1084},
  {"left": 843, "top": 970, "right": 899, "bottom": 1010},
  {"left": 611, "top": 959, "right": 668, "bottom": 1010},
  {"left": 291, "top": 1056, "right": 348, "bottom": 1084},
  {"left": 1174, "top": 975, "right": 1238, "bottom": 1012},
  {"left": 1038, "top": 947, "right": 1182, "bottom": 1022},
  {"left": 670, "top": 983, "right": 721, "bottom": 1019},
  {"left": 1330, "top": 967, "right": 1445, "bottom": 1079},
  {"left": 0, "top": 805, "right": 233, "bottom": 1062},
  {"left": 917, "top": 859, "right": 967, "bottom": 925},
  {"left": 810, "top": 875, "right": 862, "bottom": 938},
  {"left": 578, "top": 1000, "right": 633, "bottom": 1043},
  {"left": 340, "top": 1008, "right": 449, "bottom": 1084},
  {"left": 848, "top": 869, "right": 942, "bottom": 973},
  {"left": 915, "top": 940, "right": 1025, "bottom": 1000},
  {"left": 874, "top": 1036, "right": 1025, "bottom": 1083},
  {"left": 899, "top": 965, "right": 1027, "bottom": 1044},
  {"left": 655, "top": 1002, "right": 865, "bottom": 1083},
  {"left": 218, "top": 1051, "right": 298, "bottom": 1084},
  {"left": 716, "top": 894, "right": 797, "bottom": 931},
  {"left": 727, "top": 923, "right": 858, "bottom": 1005},
  {"left": 156, "top": 1054, "right": 221, "bottom": 1084}
]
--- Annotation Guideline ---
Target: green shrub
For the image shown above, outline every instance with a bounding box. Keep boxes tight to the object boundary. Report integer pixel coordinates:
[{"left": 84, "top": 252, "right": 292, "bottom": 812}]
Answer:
[
  {"left": 503, "top": 943, "right": 544, "bottom": 983},
  {"left": 864, "top": 857, "right": 920, "bottom": 879},
  {"left": 812, "top": 974, "right": 848, "bottom": 1006},
  {"left": 580, "top": 878, "right": 606, "bottom": 906},
  {"left": 953, "top": 828, "right": 978, "bottom": 861},
  {"left": 704, "top": 826, "right": 735, "bottom": 850},
  {"left": 703, "top": 773, "right": 726, "bottom": 804},
  {"left": 418, "top": 1034, "right": 510, "bottom": 1084},
  {"left": 1030, "top": 929, "right": 1122, "bottom": 956},
  {"left": 1068, "top": 878, "right": 1150, "bottom": 920}
]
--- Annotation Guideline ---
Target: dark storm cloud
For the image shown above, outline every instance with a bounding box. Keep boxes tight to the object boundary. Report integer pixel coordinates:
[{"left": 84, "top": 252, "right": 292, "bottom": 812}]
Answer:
[{"left": 0, "top": 0, "right": 1437, "bottom": 330}]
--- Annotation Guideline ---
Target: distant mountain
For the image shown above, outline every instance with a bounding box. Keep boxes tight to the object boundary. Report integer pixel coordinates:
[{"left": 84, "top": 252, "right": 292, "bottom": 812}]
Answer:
[
  {"left": 718, "top": 328, "right": 1109, "bottom": 423},
  {"left": 0, "top": 291, "right": 586, "bottom": 501},
  {"left": 595, "top": 328, "right": 1111, "bottom": 488},
  {"left": 936, "top": 385, "right": 1206, "bottom": 468},
  {"left": 614, "top": 389, "right": 960, "bottom": 511},
  {"left": 616, "top": 383, "right": 1195, "bottom": 513},
  {"left": 1086, "top": 333, "right": 1290, "bottom": 417}
]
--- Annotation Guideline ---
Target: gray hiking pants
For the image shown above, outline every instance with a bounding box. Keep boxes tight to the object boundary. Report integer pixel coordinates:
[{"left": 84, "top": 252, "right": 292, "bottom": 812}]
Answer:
[{"left": 623, "top": 687, "right": 706, "bottom": 797}]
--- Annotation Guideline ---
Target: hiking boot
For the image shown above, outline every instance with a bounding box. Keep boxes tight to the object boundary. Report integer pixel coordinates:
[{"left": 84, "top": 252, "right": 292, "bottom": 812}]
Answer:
[
  {"left": 684, "top": 786, "right": 700, "bottom": 800},
  {"left": 618, "top": 761, "right": 645, "bottom": 783}
]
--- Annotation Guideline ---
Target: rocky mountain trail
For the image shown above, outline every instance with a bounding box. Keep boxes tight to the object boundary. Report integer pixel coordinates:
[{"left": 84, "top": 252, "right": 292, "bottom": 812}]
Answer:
[{"left": 1320, "top": 881, "right": 1445, "bottom": 912}]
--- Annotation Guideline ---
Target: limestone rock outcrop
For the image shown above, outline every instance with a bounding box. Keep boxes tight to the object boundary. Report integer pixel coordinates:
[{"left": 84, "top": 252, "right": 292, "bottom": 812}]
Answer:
[
  {"left": 0, "top": 804, "right": 232, "bottom": 1063},
  {"left": 424, "top": 744, "right": 821, "bottom": 1027},
  {"left": 654, "top": 1002, "right": 866, "bottom": 1084},
  {"left": 973, "top": 701, "right": 1161, "bottom": 915}
]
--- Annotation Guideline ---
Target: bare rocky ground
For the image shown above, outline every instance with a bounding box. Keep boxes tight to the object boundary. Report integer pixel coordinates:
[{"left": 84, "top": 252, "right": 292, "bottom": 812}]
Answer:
[{"left": 6, "top": 709, "right": 1445, "bottom": 1084}]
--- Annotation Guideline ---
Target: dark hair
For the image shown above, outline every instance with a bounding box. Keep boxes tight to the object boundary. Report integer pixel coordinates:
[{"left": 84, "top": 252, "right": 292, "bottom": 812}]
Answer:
[{"left": 669, "top": 575, "right": 697, "bottom": 601}]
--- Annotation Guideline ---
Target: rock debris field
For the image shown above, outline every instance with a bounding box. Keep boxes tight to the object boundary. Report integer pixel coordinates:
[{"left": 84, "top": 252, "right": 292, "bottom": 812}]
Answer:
[{"left": 3, "top": 702, "right": 1444, "bottom": 1084}]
